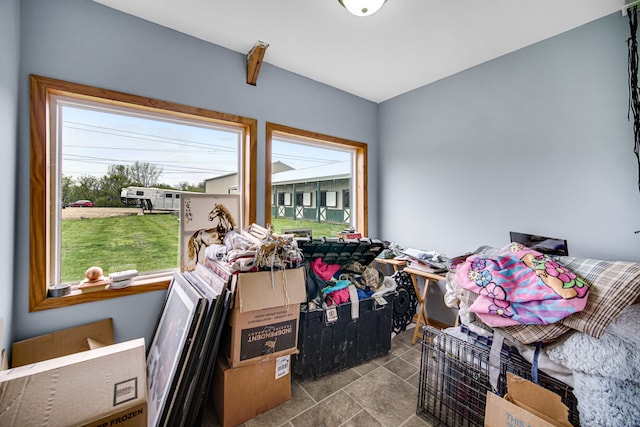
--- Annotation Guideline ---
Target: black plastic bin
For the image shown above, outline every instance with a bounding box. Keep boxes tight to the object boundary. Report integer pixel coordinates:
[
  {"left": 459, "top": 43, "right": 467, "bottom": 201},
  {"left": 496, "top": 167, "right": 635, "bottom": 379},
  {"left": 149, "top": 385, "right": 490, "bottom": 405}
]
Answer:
[{"left": 293, "top": 291, "right": 396, "bottom": 380}]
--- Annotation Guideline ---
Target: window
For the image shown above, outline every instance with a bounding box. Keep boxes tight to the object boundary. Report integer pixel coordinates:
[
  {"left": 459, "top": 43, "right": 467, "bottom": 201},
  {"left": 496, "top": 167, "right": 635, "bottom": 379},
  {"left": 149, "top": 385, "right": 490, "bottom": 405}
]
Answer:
[
  {"left": 325, "top": 191, "right": 337, "bottom": 208},
  {"left": 319, "top": 191, "right": 338, "bottom": 207},
  {"left": 265, "top": 122, "right": 367, "bottom": 238},
  {"left": 29, "top": 75, "right": 257, "bottom": 311},
  {"left": 303, "top": 192, "right": 312, "bottom": 207},
  {"left": 295, "top": 192, "right": 304, "bottom": 206}
]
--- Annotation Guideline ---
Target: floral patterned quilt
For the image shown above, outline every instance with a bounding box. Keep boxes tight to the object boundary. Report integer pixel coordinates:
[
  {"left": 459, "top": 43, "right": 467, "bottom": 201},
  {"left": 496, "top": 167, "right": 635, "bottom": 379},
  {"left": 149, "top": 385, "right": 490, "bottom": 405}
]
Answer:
[
  {"left": 454, "top": 243, "right": 590, "bottom": 327},
  {"left": 450, "top": 245, "right": 640, "bottom": 344}
]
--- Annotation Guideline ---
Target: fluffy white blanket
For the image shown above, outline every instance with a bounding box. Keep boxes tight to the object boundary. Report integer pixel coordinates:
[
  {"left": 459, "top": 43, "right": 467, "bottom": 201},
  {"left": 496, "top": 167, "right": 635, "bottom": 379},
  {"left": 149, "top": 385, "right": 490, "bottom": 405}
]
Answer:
[{"left": 547, "top": 304, "right": 640, "bottom": 427}]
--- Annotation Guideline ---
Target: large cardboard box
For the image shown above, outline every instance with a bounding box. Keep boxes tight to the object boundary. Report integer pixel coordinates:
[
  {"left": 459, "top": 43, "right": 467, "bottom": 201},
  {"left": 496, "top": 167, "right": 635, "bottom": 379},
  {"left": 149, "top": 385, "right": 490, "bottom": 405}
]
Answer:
[
  {"left": 212, "top": 353, "right": 291, "bottom": 427},
  {"left": 484, "top": 373, "right": 571, "bottom": 427},
  {"left": 11, "top": 318, "right": 114, "bottom": 367},
  {"left": 0, "top": 338, "right": 147, "bottom": 427},
  {"left": 225, "top": 267, "right": 306, "bottom": 367}
]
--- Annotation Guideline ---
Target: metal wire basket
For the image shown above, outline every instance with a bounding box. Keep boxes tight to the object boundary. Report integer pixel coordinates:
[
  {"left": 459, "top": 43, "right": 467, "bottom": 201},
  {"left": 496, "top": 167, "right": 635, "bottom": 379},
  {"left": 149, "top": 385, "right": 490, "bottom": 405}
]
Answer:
[{"left": 417, "top": 326, "right": 579, "bottom": 427}]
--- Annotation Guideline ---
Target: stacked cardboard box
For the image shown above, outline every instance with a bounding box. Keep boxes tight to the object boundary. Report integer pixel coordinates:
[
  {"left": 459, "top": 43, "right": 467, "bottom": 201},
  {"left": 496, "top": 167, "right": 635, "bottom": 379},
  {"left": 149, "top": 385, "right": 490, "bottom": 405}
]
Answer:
[
  {"left": 212, "top": 266, "right": 306, "bottom": 427},
  {"left": 0, "top": 319, "right": 147, "bottom": 427}
]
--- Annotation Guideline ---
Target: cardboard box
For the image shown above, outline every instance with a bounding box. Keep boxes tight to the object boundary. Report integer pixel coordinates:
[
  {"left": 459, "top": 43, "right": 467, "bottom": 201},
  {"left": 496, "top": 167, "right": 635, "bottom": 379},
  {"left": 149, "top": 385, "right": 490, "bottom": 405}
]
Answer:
[
  {"left": 212, "top": 354, "right": 291, "bottom": 427},
  {"left": 484, "top": 373, "right": 571, "bottom": 427},
  {"left": 12, "top": 318, "right": 114, "bottom": 367},
  {"left": 225, "top": 267, "right": 306, "bottom": 367},
  {"left": 0, "top": 338, "right": 147, "bottom": 427}
]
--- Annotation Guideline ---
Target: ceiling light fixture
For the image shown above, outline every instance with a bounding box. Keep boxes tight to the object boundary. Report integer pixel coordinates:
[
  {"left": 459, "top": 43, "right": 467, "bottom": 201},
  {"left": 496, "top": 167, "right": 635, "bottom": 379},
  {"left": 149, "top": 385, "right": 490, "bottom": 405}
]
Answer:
[{"left": 339, "top": 0, "right": 387, "bottom": 17}]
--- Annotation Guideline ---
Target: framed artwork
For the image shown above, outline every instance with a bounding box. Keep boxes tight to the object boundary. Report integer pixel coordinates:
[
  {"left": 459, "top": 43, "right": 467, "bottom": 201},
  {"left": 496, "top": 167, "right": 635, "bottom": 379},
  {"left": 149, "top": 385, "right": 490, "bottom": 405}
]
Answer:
[
  {"left": 177, "top": 272, "right": 232, "bottom": 426},
  {"left": 147, "top": 273, "right": 206, "bottom": 427},
  {"left": 180, "top": 193, "right": 240, "bottom": 271}
]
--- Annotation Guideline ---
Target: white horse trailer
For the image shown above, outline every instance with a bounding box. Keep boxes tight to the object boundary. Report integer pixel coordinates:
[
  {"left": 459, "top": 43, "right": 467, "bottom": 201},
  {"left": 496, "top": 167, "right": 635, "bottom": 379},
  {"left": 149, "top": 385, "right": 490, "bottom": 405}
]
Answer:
[{"left": 120, "top": 187, "right": 182, "bottom": 212}]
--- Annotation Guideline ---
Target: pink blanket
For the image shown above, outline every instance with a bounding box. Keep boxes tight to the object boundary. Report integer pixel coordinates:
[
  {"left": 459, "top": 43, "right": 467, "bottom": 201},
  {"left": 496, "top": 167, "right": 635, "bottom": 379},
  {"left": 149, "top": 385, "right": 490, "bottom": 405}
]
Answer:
[{"left": 455, "top": 243, "right": 590, "bottom": 327}]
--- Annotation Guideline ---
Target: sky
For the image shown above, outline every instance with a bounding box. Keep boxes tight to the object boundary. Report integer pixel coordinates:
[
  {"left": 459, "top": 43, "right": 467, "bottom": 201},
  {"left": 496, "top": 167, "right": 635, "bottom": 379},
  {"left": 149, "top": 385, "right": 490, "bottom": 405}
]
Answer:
[
  {"left": 61, "top": 104, "right": 351, "bottom": 188},
  {"left": 62, "top": 105, "right": 239, "bottom": 187}
]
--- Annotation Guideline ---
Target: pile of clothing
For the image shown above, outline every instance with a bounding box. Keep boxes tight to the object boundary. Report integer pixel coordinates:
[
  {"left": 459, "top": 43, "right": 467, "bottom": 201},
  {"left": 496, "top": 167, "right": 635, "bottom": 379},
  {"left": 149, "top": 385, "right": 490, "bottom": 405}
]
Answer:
[
  {"left": 444, "top": 243, "right": 640, "bottom": 427},
  {"left": 204, "top": 227, "right": 303, "bottom": 274},
  {"left": 305, "top": 257, "right": 396, "bottom": 309}
]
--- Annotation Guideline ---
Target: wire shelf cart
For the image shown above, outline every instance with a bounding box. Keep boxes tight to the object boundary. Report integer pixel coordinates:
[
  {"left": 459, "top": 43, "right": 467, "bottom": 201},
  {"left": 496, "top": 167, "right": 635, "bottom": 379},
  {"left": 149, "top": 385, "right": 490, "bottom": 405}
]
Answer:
[{"left": 417, "top": 326, "right": 580, "bottom": 427}]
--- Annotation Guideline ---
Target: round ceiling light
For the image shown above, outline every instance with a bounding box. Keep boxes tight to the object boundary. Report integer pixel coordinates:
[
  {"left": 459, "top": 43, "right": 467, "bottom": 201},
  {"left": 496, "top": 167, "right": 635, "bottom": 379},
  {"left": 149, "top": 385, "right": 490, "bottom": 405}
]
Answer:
[{"left": 338, "top": 0, "right": 387, "bottom": 17}]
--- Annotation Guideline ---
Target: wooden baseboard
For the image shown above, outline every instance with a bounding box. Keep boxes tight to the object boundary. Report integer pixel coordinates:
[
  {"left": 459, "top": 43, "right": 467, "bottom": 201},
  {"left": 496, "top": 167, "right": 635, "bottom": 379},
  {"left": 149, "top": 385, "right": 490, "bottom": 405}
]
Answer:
[
  {"left": 412, "top": 314, "right": 450, "bottom": 330},
  {"left": 426, "top": 318, "right": 450, "bottom": 330}
]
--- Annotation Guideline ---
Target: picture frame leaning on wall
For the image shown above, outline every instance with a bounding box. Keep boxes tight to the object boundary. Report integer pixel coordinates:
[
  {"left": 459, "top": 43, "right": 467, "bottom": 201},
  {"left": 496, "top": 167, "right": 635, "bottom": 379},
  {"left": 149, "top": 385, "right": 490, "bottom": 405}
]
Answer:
[{"left": 146, "top": 272, "right": 207, "bottom": 427}]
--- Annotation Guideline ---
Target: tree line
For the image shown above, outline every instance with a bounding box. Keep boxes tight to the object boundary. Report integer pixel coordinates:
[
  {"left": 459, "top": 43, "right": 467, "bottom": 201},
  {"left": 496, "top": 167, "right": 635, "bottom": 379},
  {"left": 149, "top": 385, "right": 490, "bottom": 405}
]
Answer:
[{"left": 62, "top": 162, "right": 204, "bottom": 207}]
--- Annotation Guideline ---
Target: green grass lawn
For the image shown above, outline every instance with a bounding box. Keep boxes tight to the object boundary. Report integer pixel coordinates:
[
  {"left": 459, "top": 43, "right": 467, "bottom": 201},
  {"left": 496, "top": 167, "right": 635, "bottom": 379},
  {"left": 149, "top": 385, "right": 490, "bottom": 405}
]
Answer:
[
  {"left": 61, "top": 214, "right": 179, "bottom": 283},
  {"left": 269, "top": 218, "right": 347, "bottom": 238},
  {"left": 61, "top": 215, "right": 348, "bottom": 283}
]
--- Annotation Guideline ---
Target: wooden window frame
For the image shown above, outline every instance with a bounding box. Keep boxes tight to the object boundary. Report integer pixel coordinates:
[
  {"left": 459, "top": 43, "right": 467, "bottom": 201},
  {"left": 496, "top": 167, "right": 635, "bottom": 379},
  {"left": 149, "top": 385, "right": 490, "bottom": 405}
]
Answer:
[
  {"left": 29, "top": 75, "right": 256, "bottom": 311},
  {"left": 265, "top": 122, "right": 367, "bottom": 234}
]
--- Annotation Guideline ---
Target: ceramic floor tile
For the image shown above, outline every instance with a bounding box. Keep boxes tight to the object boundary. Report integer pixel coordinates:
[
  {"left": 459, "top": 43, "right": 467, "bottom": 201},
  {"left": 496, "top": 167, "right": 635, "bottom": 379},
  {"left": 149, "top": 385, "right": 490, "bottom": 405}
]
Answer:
[
  {"left": 204, "top": 328, "right": 430, "bottom": 427},
  {"left": 297, "top": 368, "right": 361, "bottom": 402},
  {"left": 406, "top": 371, "right": 421, "bottom": 390},
  {"left": 244, "top": 381, "right": 315, "bottom": 427},
  {"left": 394, "top": 327, "right": 417, "bottom": 347},
  {"left": 375, "top": 351, "right": 399, "bottom": 365},
  {"left": 401, "top": 414, "right": 433, "bottom": 427},
  {"left": 399, "top": 347, "right": 423, "bottom": 368},
  {"left": 343, "top": 366, "right": 420, "bottom": 427},
  {"left": 340, "top": 409, "right": 384, "bottom": 427},
  {"left": 351, "top": 358, "right": 380, "bottom": 376},
  {"left": 390, "top": 341, "right": 412, "bottom": 357},
  {"left": 290, "top": 390, "right": 362, "bottom": 427},
  {"left": 383, "top": 357, "right": 418, "bottom": 380}
]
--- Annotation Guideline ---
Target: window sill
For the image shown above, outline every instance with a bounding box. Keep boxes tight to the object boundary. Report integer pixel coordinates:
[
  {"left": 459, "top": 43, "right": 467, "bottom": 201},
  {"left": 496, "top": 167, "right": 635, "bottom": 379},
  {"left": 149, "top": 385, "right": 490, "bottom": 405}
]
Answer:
[{"left": 31, "top": 273, "right": 173, "bottom": 312}]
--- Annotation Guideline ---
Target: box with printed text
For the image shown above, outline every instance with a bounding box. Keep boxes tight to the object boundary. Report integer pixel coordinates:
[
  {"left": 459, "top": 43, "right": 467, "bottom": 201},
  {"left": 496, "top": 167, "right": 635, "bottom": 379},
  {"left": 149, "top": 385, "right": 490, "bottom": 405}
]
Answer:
[
  {"left": 0, "top": 338, "right": 147, "bottom": 427},
  {"left": 212, "top": 354, "right": 291, "bottom": 427},
  {"left": 223, "top": 267, "right": 306, "bottom": 367}
]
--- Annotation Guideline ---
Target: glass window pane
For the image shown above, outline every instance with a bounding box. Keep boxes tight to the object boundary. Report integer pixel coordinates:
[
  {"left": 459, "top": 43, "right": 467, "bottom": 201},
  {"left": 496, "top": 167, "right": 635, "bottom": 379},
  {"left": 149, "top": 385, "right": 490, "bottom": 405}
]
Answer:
[
  {"left": 58, "top": 101, "right": 240, "bottom": 284},
  {"left": 270, "top": 138, "right": 353, "bottom": 238}
]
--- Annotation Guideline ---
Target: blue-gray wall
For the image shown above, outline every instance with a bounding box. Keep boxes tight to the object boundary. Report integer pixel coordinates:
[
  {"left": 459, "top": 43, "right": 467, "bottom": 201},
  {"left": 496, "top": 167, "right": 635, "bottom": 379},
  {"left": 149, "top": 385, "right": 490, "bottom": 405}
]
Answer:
[
  {"left": 0, "top": 0, "right": 19, "bottom": 352},
  {"left": 7, "top": 1, "right": 639, "bottom": 341},
  {"left": 379, "top": 13, "right": 640, "bottom": 325},
  {"left": 13, "top": 0, "right": 378, "bottom": 344}
]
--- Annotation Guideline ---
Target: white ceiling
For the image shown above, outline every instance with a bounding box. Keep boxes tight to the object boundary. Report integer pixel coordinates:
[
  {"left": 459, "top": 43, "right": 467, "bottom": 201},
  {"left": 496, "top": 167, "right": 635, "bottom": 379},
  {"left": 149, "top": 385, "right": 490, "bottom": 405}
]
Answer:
[{"left": 92, "top": 0, "right": 624, "bottom": 103}]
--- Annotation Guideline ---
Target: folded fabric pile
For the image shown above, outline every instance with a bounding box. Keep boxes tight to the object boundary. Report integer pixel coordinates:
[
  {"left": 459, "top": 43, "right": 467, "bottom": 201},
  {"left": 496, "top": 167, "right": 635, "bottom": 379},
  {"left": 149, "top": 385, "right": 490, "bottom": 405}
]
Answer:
[
  {"left": 446, "top": 245, "right": 640, "bottom": 345},
  {"left": 454, "top": 243, "right": 590, "bottom": 327},
  {"left": 546, "top": 304, "right": 640, "bottom": 427},
  {"left": 445, "top": 244, "right": 640, "bottom": 425}
]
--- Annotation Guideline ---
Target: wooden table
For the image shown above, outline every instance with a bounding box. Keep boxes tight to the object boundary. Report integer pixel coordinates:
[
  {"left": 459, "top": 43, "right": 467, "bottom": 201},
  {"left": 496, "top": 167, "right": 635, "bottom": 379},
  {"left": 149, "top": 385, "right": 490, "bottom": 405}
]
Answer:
[
  {"left": 373, "top": 257, "right": 407, "bottom": 274},
  {"left": 402, "top": 266, "right": 447, "bottom": 345}
]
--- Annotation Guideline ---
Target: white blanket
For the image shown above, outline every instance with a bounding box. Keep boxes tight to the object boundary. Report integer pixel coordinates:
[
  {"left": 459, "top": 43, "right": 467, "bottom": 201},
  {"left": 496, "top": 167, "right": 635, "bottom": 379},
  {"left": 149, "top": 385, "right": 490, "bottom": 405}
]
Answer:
[{"left": 547, "top": 304, "right": 640, "bottom": 427}]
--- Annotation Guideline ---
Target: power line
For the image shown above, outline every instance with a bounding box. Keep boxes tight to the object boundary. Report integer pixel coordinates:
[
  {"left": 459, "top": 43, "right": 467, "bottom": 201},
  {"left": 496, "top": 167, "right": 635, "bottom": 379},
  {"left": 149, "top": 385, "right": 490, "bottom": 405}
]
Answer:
[{"left": 63, "top": 121, "right": 237, "bottom": 152}]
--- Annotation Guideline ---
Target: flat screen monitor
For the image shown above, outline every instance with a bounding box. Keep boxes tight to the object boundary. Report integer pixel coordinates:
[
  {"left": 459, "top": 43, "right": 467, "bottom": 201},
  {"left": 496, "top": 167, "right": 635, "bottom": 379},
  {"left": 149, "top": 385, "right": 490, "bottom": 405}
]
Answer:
[{"left": 509, "top": 231, "right": 569, "bottom": 256}]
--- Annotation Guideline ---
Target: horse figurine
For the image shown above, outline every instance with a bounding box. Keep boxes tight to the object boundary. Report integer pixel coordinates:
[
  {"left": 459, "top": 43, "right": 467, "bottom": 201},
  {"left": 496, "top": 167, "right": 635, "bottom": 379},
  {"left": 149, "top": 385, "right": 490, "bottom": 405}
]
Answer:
[{"left": 184, "top": 203, "right": 237, "bottom": 271}]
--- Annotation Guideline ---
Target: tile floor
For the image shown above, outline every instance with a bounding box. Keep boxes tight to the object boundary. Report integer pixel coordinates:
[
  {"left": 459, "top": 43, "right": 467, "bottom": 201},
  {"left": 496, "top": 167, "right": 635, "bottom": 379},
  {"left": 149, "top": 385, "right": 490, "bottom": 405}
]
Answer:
[{"left": 203, "top": 326, "right": 433, "bottom": 427}]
